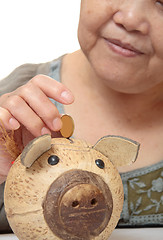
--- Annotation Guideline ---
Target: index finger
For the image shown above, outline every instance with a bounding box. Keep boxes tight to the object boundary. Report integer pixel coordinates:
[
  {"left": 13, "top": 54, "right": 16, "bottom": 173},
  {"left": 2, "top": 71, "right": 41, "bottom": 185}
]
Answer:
[{"left": 30, "top": 74, "right": 74, "bottom": 104}]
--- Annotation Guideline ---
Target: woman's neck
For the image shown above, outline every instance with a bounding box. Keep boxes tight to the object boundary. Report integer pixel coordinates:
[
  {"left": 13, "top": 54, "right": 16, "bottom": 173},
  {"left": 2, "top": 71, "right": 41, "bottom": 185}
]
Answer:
[
  {"left": 62, "top": 51, "right": 163, "bottom": 171},
  {"left": 74, "top": 50, "right": 163, "bottom": 124}
]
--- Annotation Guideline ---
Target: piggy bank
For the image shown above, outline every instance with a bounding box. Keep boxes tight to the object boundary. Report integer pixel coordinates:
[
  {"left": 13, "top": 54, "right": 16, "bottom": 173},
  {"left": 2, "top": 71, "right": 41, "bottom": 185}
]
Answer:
[{"left": 4, "top": 135, "right": 139, "bottom": 240}]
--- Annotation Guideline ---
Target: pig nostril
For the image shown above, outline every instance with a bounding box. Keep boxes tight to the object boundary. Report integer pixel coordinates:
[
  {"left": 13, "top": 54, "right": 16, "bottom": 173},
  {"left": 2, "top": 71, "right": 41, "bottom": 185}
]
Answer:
[
  {"left": 72, "top": 200, "right": 79, "bottom": 208},
  {"left": 91, "top": 198, "right": 97, "bottom": 205}
]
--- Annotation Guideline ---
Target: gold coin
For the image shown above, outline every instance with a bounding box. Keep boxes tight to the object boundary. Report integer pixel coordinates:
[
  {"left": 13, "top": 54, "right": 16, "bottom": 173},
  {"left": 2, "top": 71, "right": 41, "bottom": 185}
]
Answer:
[{"left": 60, "top": 115, "right": 74, "bottom": 138}]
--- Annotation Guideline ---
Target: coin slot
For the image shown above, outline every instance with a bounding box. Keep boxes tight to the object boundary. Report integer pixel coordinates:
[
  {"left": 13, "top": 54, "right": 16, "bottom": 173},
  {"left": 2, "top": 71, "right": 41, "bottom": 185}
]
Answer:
[
  {"left": 91, "top": 198, "right": 97, "bottom": 206},
  {"left": 72, "top": 200, "right": 79, "bottom": 208}
]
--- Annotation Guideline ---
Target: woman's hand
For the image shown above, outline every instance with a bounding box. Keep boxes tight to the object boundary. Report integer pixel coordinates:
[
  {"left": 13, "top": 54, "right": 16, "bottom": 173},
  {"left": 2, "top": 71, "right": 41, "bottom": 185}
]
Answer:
[
  {"left": 0, "top": 74, "right": 74, "bottom": 183},
  {"left": 0, "top": 74, "right": 74, "bottom": 136}
]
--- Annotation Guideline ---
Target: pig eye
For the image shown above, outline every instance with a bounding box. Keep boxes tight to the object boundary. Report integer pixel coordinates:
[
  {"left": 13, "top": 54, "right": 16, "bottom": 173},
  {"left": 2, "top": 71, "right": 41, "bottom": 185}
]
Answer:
[
  {"left": 95, "top": 159, "right": 105, "bottom": 169},
  {"left": 48, "top": 155, "right": 60, "bottom": 165}
]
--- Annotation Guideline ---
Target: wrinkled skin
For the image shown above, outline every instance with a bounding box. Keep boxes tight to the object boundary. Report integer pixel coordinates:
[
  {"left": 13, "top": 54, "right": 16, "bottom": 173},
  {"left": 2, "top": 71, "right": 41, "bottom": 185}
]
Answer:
[{"left": 78, "top": 0, "right": 163, "bottom": 93}]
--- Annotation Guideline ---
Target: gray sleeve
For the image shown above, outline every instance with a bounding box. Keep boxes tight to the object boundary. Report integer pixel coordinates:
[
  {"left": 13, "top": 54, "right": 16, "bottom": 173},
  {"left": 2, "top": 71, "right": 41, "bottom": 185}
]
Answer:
[
  {"left": 0, "top": 182, "right": 12, "bottom": 233},
  {"left": 0, "top": 61, "right": 51, "bottom": 233},
  {"left": 0, "top": 61, "right": 51, "bottom": 95}
]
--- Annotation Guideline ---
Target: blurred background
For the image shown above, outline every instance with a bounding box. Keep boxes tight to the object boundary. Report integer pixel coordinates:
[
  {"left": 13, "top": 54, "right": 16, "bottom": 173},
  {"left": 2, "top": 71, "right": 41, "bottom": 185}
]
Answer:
[{"left": 0, "top": 0, "right": 80, "bottom": 79}]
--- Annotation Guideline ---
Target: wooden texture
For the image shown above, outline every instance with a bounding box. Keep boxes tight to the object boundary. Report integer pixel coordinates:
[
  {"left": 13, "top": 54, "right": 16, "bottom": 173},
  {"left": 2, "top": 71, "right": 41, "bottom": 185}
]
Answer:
[
  {"left": 93, "top": 135, "right": 140, "bottom": 167},
  {"left": 43, "top": 170, "right": 113, "bottom": 240},
  {"left": 20, "top": 134, "right": 51, "bottom": 168},
  {"left": 4, "top": 136, "right": 128, "bottom": 240}
]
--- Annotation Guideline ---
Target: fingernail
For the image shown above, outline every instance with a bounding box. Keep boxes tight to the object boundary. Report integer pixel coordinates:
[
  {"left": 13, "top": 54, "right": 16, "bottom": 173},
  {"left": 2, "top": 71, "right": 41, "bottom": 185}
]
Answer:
[
  {"left": 9, "top": 118, "right": 20, "bottom": 130},
  {"left": 53, "top": 117, "right": 62, "bottom": 131},
  {"left": 60, "top": 91, "right": 74, "bottom": 103},
  {"left": 41, "top": 127, "right": 51, "bottom": 135}
]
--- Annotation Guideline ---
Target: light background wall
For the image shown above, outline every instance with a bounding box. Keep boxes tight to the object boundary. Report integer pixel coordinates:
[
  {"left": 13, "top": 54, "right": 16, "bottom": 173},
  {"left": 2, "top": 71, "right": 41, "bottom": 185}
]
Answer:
[{"left": 0, "top": 0, "right": 80, "bottom": 79}]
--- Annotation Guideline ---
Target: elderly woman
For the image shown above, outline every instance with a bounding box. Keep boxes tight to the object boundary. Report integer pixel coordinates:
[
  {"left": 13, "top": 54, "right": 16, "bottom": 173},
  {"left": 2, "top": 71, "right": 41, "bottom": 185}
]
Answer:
[{"left": 0, "top": 0, "right": 163, "bottom": 233}]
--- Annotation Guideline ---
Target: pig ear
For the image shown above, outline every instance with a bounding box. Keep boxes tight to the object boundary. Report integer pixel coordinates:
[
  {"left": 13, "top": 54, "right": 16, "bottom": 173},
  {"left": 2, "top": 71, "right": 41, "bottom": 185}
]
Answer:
[
  {"left": 20, "top": 134, "right": 52, "bottom": 168},
  {"left": 93, "top": 135, "right": 140, "bottom": 167}
]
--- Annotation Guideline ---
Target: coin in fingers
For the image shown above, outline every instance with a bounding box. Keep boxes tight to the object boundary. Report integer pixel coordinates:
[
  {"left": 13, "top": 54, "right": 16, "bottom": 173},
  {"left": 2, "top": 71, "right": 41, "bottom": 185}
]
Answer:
[{"left": 60, "top": 114, "right": 74, "bottom": 138}]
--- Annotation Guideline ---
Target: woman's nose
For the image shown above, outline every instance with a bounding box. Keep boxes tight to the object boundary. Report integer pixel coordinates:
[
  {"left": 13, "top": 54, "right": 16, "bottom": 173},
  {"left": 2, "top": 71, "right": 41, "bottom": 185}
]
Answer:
[{"left": 113, "top": 1, "right": 150, "bottom": 35}]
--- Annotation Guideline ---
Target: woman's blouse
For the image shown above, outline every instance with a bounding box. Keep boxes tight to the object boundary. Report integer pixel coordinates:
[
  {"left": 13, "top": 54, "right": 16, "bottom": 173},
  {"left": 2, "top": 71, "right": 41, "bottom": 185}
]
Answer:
[{"left": 0, "top": 56, "right": 162, "bottom": 233}]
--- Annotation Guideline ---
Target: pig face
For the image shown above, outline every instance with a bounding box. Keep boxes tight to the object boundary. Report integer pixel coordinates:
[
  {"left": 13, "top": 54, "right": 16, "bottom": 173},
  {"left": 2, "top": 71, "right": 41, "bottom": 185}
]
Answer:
[{"left": 4, "top": 135, "right": 139, "bottom": 240}]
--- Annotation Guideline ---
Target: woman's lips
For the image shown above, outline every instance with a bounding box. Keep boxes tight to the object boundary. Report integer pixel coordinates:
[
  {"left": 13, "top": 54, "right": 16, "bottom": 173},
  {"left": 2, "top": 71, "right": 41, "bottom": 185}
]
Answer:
[{"left": 104, "top": 38, "right": 144, "bottom": 57}]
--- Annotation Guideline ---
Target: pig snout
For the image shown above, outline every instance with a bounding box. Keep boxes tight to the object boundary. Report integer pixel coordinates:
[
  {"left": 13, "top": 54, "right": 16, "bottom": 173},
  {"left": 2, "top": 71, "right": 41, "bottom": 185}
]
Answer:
[{"left": 43, "top": 170, "right": 113, "bottom": 240}]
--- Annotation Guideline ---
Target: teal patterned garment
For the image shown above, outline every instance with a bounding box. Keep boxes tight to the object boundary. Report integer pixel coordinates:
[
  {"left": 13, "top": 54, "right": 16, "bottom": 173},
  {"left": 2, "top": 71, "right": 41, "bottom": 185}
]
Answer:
[
  {"left": 49, "top": 57, "right": 163, "bottom": 227},
  {"left": 0, "top": 56, "right": 162, "bottom": 233},
  {"left": 119, "top": 160, "right": 163, "bottom": 227}
]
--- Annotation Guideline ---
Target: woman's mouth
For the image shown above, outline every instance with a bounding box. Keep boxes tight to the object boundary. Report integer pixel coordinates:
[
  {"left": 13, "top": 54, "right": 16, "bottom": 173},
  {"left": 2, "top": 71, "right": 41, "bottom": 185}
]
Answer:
[{"left": 104, "top": 38, "right": 144, "bottom": 57}]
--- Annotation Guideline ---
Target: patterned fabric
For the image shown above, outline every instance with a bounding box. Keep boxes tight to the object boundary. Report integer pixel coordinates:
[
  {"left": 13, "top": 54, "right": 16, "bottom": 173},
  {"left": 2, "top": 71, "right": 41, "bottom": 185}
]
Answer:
[
  {"left": 0, "top": 56, "right": 162, "bottom": 233},
  {"left": 49, "top": 58, "right": 163, "bottom": 227},
  {"left": 119, "top": 160, "right": 163, "bottom": 227}
]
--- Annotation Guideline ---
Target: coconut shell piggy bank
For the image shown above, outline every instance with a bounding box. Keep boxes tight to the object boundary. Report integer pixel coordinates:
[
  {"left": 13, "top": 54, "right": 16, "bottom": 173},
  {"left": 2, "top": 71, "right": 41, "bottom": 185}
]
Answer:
[{"left": 4, "top": 134, "right": 139, "bottom": 240}]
